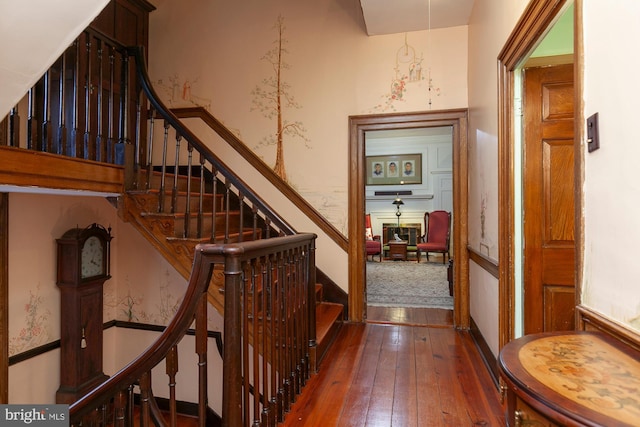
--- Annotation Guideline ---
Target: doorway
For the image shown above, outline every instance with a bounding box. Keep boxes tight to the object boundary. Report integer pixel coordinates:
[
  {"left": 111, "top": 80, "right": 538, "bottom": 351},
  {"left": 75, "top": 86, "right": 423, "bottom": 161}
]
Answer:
[
  {"left": 364, "top": 127, "right": 454, "bottom": 323},
  {"left": 348, "top": 110, "right": 469, "bottom": 326},
  {"left": 497, "top": 0, "right": 580, "bottom": 347}
]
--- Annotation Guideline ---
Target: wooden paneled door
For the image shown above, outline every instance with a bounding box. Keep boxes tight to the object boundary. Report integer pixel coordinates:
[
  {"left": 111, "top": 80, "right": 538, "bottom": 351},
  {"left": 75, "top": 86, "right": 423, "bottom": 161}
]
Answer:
[{"left": 523, "top": 63, "right": 575, "bottom": 334}]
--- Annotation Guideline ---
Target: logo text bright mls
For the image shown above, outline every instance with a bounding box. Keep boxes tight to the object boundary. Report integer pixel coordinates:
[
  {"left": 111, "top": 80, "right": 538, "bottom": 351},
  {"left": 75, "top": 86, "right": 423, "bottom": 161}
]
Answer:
[{"left": 1, "top": 405, "right": 68, "bottom": 426}]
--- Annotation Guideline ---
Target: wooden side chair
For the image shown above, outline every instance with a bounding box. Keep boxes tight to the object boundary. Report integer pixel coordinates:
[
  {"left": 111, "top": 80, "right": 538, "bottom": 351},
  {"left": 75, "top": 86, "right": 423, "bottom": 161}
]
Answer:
[{"left": 417, "top": 210, "right": 451, "bottom": 263}]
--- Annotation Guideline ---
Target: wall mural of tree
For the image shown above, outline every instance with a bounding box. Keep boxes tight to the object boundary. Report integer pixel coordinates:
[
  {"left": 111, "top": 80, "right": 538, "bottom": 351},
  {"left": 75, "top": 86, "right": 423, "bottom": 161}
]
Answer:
[{"left": 251, "top": 15, "right": 309, "bottom": 182}]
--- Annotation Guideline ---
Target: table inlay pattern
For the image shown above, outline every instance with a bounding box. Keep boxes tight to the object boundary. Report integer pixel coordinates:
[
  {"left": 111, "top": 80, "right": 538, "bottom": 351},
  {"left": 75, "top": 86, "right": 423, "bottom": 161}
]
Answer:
[{"left": 519, "top": 334, "right": 640, "bottom": 425}]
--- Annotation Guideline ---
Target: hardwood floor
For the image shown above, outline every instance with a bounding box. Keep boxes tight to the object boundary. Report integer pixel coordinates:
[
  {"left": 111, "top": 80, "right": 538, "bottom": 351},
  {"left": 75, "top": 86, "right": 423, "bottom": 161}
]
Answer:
[
  {"left": 283, "top": 308, "right": 505, "bottom": 426},
  {"left": 367, "top": 306, "right": 453, "bottom": 328}
]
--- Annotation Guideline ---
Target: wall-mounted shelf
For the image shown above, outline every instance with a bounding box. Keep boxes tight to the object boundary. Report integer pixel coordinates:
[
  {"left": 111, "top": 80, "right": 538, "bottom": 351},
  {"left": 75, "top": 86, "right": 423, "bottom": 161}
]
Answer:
[
  {"left": 366, "top": 193, "right": 434, "bottom": 201},
  {"left": 374, "top": 190, "right": 412, "bottom": 196}
]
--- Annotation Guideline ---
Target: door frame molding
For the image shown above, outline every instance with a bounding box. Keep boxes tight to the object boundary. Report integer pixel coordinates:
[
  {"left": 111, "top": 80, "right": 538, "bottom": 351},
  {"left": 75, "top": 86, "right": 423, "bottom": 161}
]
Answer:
[
  {"left": 497, "top": 0, "right": 582, "bottom": 347},
  {"left": 348, "top": 109, "right": 469, "bottom": 326}
]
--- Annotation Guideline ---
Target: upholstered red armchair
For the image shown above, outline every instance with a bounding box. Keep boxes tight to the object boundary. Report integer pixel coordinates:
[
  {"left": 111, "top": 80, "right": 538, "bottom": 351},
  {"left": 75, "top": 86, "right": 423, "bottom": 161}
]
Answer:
[
  {"left": 417, "top": 210, "right": 451, "bottom": 263},
  {"left": 365, "top": 214, "right": 382, "bottom": 262}
]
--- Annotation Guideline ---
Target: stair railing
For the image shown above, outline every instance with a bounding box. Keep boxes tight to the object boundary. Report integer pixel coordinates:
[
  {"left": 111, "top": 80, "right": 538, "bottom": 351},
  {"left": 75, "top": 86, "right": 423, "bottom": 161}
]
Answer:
[
  {"left": 220, "top": 233, "right": 317, "bottom": 426},
  {"left": 1, "top": 27, "right": 135, "bottom": 165},
  {"left": 1, "top": 27, "right": 294, "bottom": 242},
  {"left": 127, "top": 46, "right": 294, "bottom": 241},
  {"left": 69, "top": 233, "right": 317, "bottom": 427}
]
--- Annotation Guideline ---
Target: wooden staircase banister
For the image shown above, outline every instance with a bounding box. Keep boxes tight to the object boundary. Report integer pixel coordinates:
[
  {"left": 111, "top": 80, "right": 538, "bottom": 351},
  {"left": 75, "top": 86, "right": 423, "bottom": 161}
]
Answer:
[
  {"left": 69, "top": 242, "right": 214, "bottom": 423},
  {"left": 126, "top": 46, "right": 294, "bottom": 237},
  {"left": 171, "top": 106, "right": 348, "bottom": 252},
  {"left": 2, "top": 22, "right": 344, "bottom": 424},
  {"left": 68, "top": 233, "right": 318, "bottom": 427}
]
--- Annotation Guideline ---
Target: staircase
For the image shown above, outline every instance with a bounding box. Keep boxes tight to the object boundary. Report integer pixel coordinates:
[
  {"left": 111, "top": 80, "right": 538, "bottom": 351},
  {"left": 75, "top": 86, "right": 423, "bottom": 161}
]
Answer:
[
  {"left": 120, "top": 167, "right": 344, "bottom": 363},
  {"left": 1, "top": 23, "right": 346, "bottom": 420}
]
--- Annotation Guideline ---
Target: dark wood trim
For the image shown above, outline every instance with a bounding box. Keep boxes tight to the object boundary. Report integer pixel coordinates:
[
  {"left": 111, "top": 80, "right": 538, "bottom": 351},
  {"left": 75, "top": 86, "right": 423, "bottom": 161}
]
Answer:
[
  {"left": 0, "top": 146, "right": 124, "bottom": 194},
  {"left": 316, "top": 269, "right": 349, "bottom": 320},
  {"left": 126, "top": 0, "right": 156, "bottom": 12},
  {"left": 576, "top": 305, "right": 640, "bottom": 353},
  {"left": 115, "top": 321, "right": 223, "bottom": 356},
  {"left": 8, "top": 340, "right": 61, "bottom": 366},
  {"left": 171, "top": 107, "right": 348, "bottom": 252},
  {"left": 497, "top": 1, "right": 569, "bottom": 69},
  {"left": 523, "top": 53, "right": 574, "bottom": 68},
  {"left": 497, "top": 0, "right": 571, "bottom": 351},
  {"left": 469, "top": 316, "right": 499, "bottom": 389},
  {"left": 467, "top": 246, "right": 499, "bottom": 279},
  {"left": 348, "top": 109, "right": 469, "bottom": 326},
  {"left": 0, "top": 193, "right": 7, "bottom": 403},
  {"left": 8, "top": 321, "right": 223, "bottom": 366}
]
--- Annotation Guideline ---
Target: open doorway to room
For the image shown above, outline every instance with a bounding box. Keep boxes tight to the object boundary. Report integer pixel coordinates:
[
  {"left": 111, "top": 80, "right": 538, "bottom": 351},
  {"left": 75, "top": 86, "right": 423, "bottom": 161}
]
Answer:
[
  {"left": 497, "top": 0, "right": 579, "bottom": 347},
  {"left": 363, "top": 127, "right": 454, "bottom": 324},
  {"left": 348, "top": 110, "right": 469, "bottom": 327}
]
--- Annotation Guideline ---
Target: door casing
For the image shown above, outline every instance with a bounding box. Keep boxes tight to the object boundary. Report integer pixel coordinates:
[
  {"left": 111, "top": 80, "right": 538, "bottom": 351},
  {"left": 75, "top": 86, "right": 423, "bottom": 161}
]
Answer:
[
  {"left": 497, "top": 0, "right": 583, "bottom": 347},
  {"left": 348, "top": 109, "right": 469, "bottom": 326}
]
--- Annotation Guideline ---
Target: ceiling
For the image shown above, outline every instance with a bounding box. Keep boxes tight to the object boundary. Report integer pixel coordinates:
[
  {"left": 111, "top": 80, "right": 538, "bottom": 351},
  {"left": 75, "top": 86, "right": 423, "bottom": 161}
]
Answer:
[{"left": 359, "top": 0, "right": 475, "bottom": 36}]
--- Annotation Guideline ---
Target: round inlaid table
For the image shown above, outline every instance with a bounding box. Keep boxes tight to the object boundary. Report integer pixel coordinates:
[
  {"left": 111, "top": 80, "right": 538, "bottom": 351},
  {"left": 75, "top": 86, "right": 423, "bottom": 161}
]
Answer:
[{"left": 498, "top": 331, "right": 640, "bottom": 426}]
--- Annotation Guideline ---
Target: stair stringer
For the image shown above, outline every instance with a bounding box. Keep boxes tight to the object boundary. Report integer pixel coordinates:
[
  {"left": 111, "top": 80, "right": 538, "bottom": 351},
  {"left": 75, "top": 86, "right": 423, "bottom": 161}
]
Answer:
[
  {"left": 119, "top": 191, "right": 344, "bottom": 372},
  {"left": 119, "top": 193, "right": 226, "bottom": 315}
]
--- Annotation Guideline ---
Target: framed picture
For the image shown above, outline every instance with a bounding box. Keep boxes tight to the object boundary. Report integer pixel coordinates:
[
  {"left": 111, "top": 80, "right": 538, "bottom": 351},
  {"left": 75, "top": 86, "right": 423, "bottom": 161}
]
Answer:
[{"left": 366, "top": 154, "right": 422, "bottom": 185}]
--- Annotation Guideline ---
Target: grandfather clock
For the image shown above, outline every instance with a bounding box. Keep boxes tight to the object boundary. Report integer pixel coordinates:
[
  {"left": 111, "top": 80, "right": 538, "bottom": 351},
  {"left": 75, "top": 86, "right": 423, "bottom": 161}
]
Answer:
[{"left": 56, "top": 223, "right": 112, "bottom": 404}]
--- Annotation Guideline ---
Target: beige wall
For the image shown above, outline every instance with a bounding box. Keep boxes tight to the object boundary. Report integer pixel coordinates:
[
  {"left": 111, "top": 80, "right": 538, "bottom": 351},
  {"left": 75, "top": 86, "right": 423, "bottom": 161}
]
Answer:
[
  {"left": 147, "top": 0, "right": 468, "bottom": 289},
  {"left": 467, "top": 0, "right": 640, "bottom": 354},
  {"left": 10, "top": 0, "right": 640, "bottom": 406},
  {"left": 8, "top": 194, "right": 117, "bottom": 402},
  {"left": 7, "top": 193, "right": 222, "bottom": 403},
  {"left": 581, "top": 0, "right": 640, "bottom": 331},
  {"left": 467, "top": 0, "right": 529, "bottom": 356}
]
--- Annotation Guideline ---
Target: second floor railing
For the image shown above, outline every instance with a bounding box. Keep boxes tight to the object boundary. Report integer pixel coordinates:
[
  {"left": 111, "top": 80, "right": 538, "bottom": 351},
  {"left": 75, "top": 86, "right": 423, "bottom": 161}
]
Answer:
[
  {"left": 2, "top": 27, "right": 136, "bottom": 164},
  {"left": 1, "top": 25, "right": 295, "bottom": 241}
]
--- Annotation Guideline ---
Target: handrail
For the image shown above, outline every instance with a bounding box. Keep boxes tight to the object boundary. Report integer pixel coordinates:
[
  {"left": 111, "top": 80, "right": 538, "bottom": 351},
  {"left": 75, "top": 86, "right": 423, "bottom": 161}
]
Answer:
[
  {"left": 171, "top": 106, "right": 349, "bottom": 252},
  {"left": 68, "top": 233, "right": 317, "bottom": 427},
  {"left": 217, "top": 233, "right": 317, "bottom": 426},
  {"left": 127, "top": 46, "right": 295, "bottom": 237},
  {"left": 69, "top": 243, "right": 214, "bottom": 422},
  {"left": 3, "top": 23, "right": 326, "bottom": 425},
  {"left": 69, "top": 233, "right": 316, "bottom": 427}
]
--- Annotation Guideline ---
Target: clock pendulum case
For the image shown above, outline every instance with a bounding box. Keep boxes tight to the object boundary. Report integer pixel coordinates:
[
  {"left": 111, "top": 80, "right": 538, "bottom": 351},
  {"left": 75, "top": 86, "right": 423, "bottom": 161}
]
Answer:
[{"left": 56, "top": 223, "right": 112, "bottom": 404}]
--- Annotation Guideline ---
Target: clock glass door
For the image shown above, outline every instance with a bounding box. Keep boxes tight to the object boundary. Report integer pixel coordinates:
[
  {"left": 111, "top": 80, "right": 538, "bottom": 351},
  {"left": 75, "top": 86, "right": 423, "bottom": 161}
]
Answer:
[{"left": 81, "top": 236, "right": 103, "bottom": 278}]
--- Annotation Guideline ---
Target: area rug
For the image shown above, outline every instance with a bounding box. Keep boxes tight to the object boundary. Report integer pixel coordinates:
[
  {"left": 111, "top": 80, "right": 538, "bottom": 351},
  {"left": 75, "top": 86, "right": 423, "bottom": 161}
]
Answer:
[{"left": 366, "top": 260, "right": 453, "bottom": 309}]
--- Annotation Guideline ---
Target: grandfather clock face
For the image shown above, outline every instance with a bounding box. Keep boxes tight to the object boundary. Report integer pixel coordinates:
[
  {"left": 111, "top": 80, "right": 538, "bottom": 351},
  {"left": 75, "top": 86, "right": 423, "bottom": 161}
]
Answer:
[{"left": 81, "top": 235, "right": 105, "bottom": 278}]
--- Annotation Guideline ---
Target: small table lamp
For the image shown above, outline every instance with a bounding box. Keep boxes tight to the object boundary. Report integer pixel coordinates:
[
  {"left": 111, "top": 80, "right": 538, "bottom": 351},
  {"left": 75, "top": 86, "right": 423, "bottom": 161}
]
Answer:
[{"left": 392, "top": 197, "right": 404, "bottom": 229}]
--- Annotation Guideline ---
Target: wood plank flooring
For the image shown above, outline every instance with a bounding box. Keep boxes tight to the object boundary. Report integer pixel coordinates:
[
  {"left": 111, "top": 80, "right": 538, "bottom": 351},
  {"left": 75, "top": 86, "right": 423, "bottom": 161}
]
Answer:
[
  {"left": 367, "top": 306, "right": 453, "bottom": 328},
  {"left": 282, "top": 308, "right": 505, "bottom": 426}
]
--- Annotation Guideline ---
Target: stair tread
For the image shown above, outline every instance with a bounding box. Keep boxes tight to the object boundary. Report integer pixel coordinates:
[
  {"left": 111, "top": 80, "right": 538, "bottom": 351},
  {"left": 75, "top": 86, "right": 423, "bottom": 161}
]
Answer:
[
  {"left": 127, "top": 188, "right": 215, "bottom": 195},
  {"left": 166, "top": 230, "right": 259, "bottom": 243},
  {"left": 140, "top": 211, "right": 233, "bottom": 218},
  {"left": 316, "top": 302, "right": 343, "bottom": 343}
]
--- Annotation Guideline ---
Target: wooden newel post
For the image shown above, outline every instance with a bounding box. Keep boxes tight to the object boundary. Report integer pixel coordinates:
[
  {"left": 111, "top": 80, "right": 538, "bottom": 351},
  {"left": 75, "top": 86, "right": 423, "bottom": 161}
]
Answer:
[
  {"left": 307, "top": 239, "right": 318, "bottom": 373},
  {"left": 222, "top": 256, "right": 243, "bottom": 427}
]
